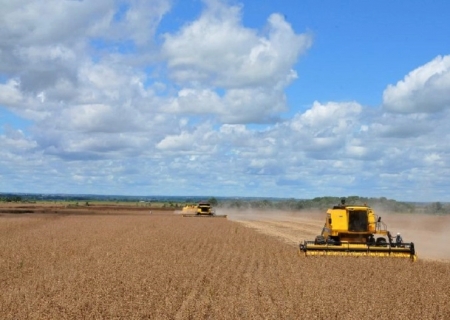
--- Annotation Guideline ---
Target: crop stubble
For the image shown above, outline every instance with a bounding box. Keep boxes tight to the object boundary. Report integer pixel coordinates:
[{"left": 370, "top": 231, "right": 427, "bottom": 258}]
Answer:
[{"left": 1, "top": 207, "right": 449, "bottom": 319}]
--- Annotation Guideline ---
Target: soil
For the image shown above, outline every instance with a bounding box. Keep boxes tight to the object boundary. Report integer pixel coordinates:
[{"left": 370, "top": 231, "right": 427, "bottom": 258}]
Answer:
[{"left": 1, "top": 203, "right": 449, "bottom": 319}]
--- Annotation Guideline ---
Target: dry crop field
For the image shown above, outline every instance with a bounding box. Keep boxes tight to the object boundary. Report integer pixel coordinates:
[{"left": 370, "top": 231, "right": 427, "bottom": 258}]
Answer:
[{"left": 1, "top": 204, "right": 450, "bottom": 319}]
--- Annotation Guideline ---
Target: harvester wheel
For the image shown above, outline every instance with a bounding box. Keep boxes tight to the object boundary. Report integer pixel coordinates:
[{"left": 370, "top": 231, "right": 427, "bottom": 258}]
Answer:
[
  {"left": 327, "top": 237, "right": 339, "bottom": 245},
  {"left": 375, "top": 237, "right": 387, "bottom": 247},
  {"left": 315, "top": 235, "right": 326, "bottom": 245}
]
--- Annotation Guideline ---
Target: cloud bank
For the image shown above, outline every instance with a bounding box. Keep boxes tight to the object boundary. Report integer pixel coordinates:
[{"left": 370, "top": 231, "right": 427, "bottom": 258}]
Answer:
[{"left": 1, "top": 0, "right": 450, "bottom": 201}]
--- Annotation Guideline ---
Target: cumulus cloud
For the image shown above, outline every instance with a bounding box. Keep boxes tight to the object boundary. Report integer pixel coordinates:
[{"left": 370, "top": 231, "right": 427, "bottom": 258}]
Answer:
[
  {"left": 1, "top": 1, "right": 450, "bottom": 201},
  {"left": 162, "top": 4, "right": 310, "bottom": 87},
  {"left": 0, "top": 79, "right": 23, "bottom": 107},
  {"left": 0, "top": 126, "right": 37, "bottom": 152},
  {"left": 288, "top": 101, "right": 363, "bottom": 156},
  {"left": 220, "top": 87, "right": 286, "bottom": 123},
  {"left": 166, "top": 86, "right": 288, "bottom": 123},
  {"left": 368, "top": 113, "right": 432, "bottom": 139},
  {"left": 166, "top": 88, "right": 224, "bottom": 115},
  {"left": 161, "top": 0, "right": 311, "bottom": 123},
  {"left": 291, "top": 101, "right": 362, "bottom": 132},
  {"left": 383, "top": 55, "right": 450, "bottom": 113}
]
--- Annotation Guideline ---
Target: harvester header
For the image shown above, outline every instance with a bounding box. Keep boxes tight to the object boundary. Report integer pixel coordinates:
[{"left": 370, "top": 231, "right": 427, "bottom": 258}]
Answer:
[{"left": 299, "top": 199, "right": 417, "bottom": 261}]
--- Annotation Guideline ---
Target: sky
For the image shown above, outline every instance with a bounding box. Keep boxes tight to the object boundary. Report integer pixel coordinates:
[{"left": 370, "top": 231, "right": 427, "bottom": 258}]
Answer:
[{"left": 1, "top": 0, "right": 450, "bottom": 202}]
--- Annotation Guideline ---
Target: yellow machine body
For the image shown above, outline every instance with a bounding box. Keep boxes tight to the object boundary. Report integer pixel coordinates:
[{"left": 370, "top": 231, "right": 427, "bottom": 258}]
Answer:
[
  {"left": 299, "top": 202, "right": 417, "bottom": 261},
  {"left": 182, "top": 205, "right": 197, "bottom": 214},
  {"left": 182, "top": 202, "right": 227, "bottom": 218},
  {"left": 322, "top": 206, "right": 387, "bottom": 241},
  {"left": 196, "top": 203, "right": 214, "bottom": 215}
]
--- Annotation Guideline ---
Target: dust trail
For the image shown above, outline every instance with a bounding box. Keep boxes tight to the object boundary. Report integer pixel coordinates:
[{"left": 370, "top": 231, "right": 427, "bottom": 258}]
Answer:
[
  {"left": 220, "top": 208, "right": 323, "bottom": 247},
  {"left": 220, "top": 208, "right": 323, "bottom": 222},
  {"left": 372, "top": 210, "right": 450, "bottom": 261},
  {"left": 222, "top": 208, "right": 450, "bottom": 261}
]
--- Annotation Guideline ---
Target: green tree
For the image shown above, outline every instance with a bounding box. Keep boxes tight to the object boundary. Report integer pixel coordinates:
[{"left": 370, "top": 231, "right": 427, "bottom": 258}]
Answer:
[
  {"left": 431, "top": 202, "right": 443, "bottom": 213},
  {"left": 208, "top": 197, "right": 218, "bottom": 206}
]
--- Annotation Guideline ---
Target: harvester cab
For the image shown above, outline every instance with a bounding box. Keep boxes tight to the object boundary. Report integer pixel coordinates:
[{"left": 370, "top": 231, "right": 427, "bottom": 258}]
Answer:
[
  {"left": 196, "top": 202, "right": 215, "bottom": 216},
  {"left": 299, "top": 199, "right": 417, "bottom": 261}
]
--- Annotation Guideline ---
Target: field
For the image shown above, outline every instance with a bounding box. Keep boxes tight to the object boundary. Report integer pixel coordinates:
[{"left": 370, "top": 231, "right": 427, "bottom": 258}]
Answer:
[{"left": 1, "top": 204, "right": 450, "bottom": 319}]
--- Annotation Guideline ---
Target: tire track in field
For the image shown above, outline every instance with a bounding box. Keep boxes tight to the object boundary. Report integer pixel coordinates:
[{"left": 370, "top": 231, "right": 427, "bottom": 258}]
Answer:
[
  {"left": 173, "top": 272, "right": 207, "bottom": 320},
  {"left": 234, "top": 219, "right": 323, "bottom": 246},
  {"left": 174, "top": 219, "right": 231, "bottom": 319}
]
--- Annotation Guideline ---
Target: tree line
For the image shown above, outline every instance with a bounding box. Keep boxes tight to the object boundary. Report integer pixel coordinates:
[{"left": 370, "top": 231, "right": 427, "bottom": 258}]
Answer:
[
  {"left": 208, "top": 196, "right": 450, "bottom": 214},
  {"left": 1, "top": 193, "right": 449, "bottom": 214}
]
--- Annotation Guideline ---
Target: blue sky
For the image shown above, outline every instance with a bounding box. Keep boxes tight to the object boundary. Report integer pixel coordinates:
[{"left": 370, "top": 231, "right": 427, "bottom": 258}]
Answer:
[{"left": 1, "top": 0, "right": 450, "bottom": 201}]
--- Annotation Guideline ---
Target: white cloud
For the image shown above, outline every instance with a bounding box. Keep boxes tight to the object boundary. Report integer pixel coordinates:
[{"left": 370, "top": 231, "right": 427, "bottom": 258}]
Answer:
[
  {"left": 423, "top": 153, "right": 443, "bottom": 166},
  {"left": 156, "top": 123, "right": 218, "bottom": 152},
  {"left": 383, "top": 55, "right": 450, "bottom": 113},
  {"left": 345, "top": 143, "right": 369, "bottom": 159},
  {"left": 220, "top": 87, "right": 286, "bottom": 123},
  {"left": 0, "top": 126, "right": 37, "bottom": 151},
  {"left": 113, "top": 0, "right": 171, "bottom": 46},
  {"left": 1, "top": 1, "right": 450, "bottom": 201},
  {"left": 161, "top": 0, "right": 311, "bottom": 123},
  {"left": 288, "top": 101, "right": 363, "bottom": 157},
  {"left": 0, "top": 0, "right": 170, "bottom": 47},
  {"left": 368, "top": 113, "right": 432, "bottom": 139},
  {"left": 156, "top": 131, "right": 197, "bottom": 150},
  {"left": 291, "top": 101, "right": 362, "bottom": 132},
  {"left": 166, "top": 88, "right": 224, "bottom": 114},
  {"left": 166, "top": 86, "right": 288, "bottom": 123},
  {"left": 0, "top": 79, "right": 23, "bottom": 106},
  {"left": 61, "top": 104, "right": 139, "bottom": 133},
  {"left": 162, "top": 5, "right": 311, "bottom": 88}
]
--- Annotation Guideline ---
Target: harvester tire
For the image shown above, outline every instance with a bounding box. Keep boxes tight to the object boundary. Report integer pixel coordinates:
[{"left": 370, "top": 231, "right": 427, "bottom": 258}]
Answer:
[
  {"left": 315, "top": 235, "right": 326, "bottom": 245},
  {"left": 327, "top": 238, "right": 338, "bottom": 245},
  {"left": 376, "top": 237, "right": 387, "bottom": 247}
]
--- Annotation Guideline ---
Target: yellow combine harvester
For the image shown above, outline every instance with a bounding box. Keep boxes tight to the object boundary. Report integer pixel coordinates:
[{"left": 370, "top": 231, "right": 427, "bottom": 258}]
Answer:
[
  {"left": 182, "top": 205, "right": 197, "bottom": 214},
  {"left": 299, "top": 199, "right": 417, "bottom": 261},
  {"left": 182, "top": 202, "right": 227, "bottom": 218}
]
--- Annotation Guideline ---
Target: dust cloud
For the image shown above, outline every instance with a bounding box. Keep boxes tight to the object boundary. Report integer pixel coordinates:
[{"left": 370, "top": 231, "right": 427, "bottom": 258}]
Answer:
[
  {"left": 221, "top": 208, "right": 322, "bottom": 222},
  {"left": 220, "top": 207, "right": 450, "bottom": 261},
  {"left": 373, "top": 210, "right": 450, "bottom": 261}
]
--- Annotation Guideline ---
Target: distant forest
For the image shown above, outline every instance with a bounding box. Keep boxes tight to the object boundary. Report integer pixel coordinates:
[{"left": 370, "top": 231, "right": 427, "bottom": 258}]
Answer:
[
  {"left": 1, "top": 193, "right": 449, "bottom": 214},
  {"left": 212, "top": 196, "right": 449, "bottom": 215}
]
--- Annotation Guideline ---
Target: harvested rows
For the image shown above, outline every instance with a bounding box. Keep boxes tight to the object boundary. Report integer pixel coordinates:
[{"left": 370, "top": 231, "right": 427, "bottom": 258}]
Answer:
[
  {"left": 233, "top": 219, "right": 322, "bottom": 246},
  {"left": 1, "top": 209, "right": 450, "bottom": 319}
]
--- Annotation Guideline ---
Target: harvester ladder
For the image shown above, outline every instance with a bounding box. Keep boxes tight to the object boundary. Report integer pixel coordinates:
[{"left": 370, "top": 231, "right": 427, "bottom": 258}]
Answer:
[{"left": 375, "top": 215, "right": 387, "bottom": 233}]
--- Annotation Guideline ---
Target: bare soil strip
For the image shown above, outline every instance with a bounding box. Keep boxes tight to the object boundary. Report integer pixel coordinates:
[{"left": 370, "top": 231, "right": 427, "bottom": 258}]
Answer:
[{"left": 235, "top": 219, "right": 321, "bottom": 246}]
